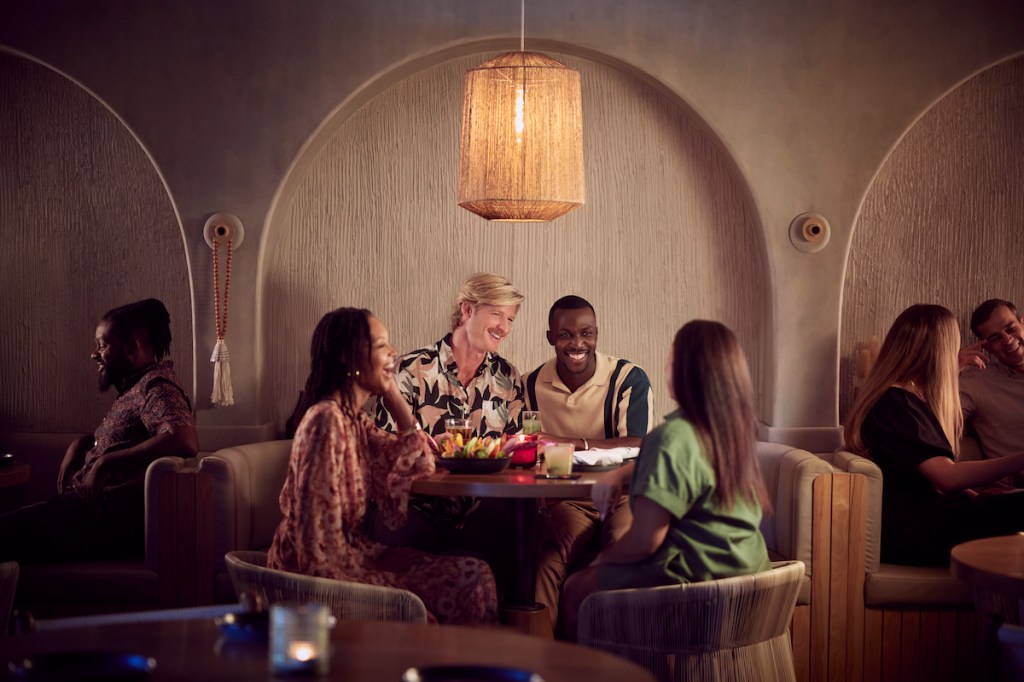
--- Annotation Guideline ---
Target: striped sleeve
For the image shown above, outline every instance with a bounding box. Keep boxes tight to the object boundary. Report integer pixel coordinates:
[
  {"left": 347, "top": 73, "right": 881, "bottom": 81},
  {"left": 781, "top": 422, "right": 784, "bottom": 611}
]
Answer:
[{"left": 616, "top": 364, "right": 653, "bottom": 438}]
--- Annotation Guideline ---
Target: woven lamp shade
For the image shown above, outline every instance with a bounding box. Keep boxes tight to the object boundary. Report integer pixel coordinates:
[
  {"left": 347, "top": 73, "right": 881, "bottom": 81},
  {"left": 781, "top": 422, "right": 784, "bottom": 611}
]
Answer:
[{"left": 458, "top": 51, "right": 585, "bottom": 222}]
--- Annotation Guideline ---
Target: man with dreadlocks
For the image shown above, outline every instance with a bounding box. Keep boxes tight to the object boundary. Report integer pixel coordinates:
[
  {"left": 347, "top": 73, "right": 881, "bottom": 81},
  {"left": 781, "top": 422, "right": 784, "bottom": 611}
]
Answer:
[{"left": 0, "top": 298, "right": 197, "bottom": 563}]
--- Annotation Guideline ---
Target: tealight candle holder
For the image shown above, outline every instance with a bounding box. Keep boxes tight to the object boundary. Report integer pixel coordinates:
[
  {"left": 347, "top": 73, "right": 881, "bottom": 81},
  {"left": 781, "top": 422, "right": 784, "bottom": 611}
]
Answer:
[{"left": 269, "top": 603, "right": 330, "bottom": 677}]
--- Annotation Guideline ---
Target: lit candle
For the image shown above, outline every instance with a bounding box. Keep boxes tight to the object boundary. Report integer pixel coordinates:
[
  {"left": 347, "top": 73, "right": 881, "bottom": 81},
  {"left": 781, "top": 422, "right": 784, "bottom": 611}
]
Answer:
[
  {"left": 270, "top": 604, "right": 329, "bottom": 676},
  {"left": 288, "top": 641, "right": 317, "bottom": 663}
]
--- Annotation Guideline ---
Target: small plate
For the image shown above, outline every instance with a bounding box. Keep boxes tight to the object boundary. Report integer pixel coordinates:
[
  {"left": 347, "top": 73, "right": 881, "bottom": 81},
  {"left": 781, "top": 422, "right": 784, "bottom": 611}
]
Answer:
[
  {"left": 572, "top": 463, "right": 623, "bottom": 473},
  {"left": 7, "top": 652, "right": 156, "bottom": 681},
  {"left": 215, "top": 611, "right": 269, "bottom": 643},
  {"left": 534, "top": 473, "right": 581, "bottom": 480},
  {"left": 438, "top": 457, "right": 511, "bottom": 475},
  {"left": 403, "top": 665, "right": 544, "bottom": 682}
]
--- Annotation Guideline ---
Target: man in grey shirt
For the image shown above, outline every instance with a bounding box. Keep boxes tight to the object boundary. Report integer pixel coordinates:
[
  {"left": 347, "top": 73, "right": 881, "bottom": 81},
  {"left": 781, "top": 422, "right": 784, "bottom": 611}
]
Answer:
[{"left": 959, "top": 299, "right": 1024, "bottom": 472}]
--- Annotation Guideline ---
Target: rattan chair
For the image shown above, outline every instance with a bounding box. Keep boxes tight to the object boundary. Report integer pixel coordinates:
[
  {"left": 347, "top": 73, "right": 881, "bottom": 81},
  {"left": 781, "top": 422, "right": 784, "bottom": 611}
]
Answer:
[
  {"left": 224, "top": 550, "right": 428, "bottom": 624},
  {"left": 577, "top": 560, "right": 804, "bottom": 682},
  {"left": 0, "top": 562, "right": 18, "bottom": 636}
]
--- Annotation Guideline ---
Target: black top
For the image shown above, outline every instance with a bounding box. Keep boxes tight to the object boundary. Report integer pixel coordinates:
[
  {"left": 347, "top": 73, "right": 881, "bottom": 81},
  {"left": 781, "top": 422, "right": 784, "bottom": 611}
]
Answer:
[{"left": 862, "top": 387, "right": 1024, "bottom": 566}]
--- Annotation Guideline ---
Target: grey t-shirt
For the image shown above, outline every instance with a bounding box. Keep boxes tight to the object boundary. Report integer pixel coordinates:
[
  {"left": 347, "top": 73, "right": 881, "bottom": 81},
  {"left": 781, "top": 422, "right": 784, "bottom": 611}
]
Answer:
[{"left": 960, "top": 363, "right": 1024, "bottom": 459}]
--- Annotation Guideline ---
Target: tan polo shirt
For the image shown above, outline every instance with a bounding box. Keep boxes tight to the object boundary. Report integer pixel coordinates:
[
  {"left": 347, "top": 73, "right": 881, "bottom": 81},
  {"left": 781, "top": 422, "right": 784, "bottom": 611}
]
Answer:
[{"left": 524, "top": 352, "right": 654, "bottom": 439}]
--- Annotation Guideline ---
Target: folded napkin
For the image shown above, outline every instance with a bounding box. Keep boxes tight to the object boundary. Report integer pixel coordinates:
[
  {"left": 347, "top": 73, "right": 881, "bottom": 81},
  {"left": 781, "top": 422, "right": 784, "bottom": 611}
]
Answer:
[{"left": 573, "top": 447, "right": 640, "bottom": 467}]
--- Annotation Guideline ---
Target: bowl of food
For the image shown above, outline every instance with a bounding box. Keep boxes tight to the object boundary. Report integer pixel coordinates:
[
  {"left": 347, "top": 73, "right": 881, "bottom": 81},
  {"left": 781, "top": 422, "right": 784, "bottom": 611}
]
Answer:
[{"left": 438, "top": 435, "right": 511, "bottom": 474}]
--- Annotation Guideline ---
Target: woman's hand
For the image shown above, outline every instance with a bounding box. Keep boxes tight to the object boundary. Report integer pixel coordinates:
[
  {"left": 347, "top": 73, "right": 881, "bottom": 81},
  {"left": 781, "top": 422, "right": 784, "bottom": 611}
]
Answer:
[
  {"left": 381, "top": 381, "right": 420, "bottom": 435},
  {"left": 592, "top": 471, "right": 623, "bottom": 521}
]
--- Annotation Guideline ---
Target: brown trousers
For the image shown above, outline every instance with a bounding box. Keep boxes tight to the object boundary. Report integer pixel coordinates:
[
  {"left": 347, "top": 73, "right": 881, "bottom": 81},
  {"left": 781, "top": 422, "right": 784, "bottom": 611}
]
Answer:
[{"left": 535, "top": 496, "right": 632, "bottom": 634}]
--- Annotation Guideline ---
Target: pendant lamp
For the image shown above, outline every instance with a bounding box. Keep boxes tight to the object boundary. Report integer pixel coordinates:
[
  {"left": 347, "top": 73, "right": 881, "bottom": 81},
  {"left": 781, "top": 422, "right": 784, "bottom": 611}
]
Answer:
[{"left": 457, "top": 4, "right": 584, "bottom": 222}]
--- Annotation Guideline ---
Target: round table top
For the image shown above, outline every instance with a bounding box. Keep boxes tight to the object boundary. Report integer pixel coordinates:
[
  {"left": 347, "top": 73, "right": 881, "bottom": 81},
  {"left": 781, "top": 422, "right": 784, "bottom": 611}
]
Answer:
[
  {"left": 950, "top": 533, "right": 1024, "bottom": 600},
  {"left": 0, "top": 616, "right": 654, "bottom": 682},
  {"left": 411, "top": 467, "right": 610, "bottom": 499}
]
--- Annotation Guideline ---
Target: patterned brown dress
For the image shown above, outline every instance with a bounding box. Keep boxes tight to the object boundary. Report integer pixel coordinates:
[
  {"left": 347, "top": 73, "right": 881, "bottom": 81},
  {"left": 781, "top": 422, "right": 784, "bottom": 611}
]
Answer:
[{"left": 268, "top": 399, "right": 498, "bottom": 625}]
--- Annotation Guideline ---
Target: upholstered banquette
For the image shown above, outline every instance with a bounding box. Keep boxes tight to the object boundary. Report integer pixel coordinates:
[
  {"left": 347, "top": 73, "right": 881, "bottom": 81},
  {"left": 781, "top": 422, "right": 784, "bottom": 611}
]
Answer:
[
  {"left": 0, "top": 431, "right": 208, "bottom": 619},
  {"left": 828, "top": 449, "right": 977, "bottom": 682}
]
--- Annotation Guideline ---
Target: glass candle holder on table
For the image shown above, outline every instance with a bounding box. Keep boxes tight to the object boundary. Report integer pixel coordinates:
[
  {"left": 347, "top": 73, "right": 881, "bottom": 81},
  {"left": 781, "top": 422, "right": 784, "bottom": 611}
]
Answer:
[{"left": 269, "top": 603, "right": 331, "bottom": 677}]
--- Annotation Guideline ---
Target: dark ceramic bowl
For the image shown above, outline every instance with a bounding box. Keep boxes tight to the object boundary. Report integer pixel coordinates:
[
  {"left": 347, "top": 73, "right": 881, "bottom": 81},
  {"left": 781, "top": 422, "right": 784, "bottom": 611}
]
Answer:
[
  {"left": 437, "top": 456, "right": 511, "bottom": 475},
  {"left": 0, "top": 453, "right": 14, "bottom": 467}
]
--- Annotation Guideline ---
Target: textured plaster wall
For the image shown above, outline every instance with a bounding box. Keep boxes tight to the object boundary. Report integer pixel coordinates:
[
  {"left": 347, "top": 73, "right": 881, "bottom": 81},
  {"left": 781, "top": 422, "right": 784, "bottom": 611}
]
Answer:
[
  {"left": 841, "top": 57, "right": 1024, "bottom": 420},
  {"left": 1, "top": 1, "right": 1023, "bottom": 449},
  {"left": 0, "top": 52, "right": 192, "bottom": 432},
  {"left": 263, "top": 53, "right": 764, "bottom": 427}
]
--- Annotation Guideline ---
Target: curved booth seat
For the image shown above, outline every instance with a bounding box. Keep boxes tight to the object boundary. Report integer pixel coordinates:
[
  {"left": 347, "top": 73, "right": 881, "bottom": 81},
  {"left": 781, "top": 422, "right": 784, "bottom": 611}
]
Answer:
[{"left": 14, "top": 456, "right": 208, "bottom": 619}]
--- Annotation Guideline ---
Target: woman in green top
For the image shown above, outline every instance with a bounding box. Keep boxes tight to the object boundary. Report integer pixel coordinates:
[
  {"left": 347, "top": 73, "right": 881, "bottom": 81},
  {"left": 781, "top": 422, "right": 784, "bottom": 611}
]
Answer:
[{"left": 561, "top": 320, "right": 772, "bottom": 639}]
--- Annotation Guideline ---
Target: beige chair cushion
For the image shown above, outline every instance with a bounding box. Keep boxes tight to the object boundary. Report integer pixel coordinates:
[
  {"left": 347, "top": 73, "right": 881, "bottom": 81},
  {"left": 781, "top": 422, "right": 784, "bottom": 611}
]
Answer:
[
  {"left": 15, "top": 455, "right": 192, "bottom": 618},
  {"left": 831, "top": 450, "right": 973, "bottom": 607},
  {"left": 197, "top": 440, "right": 292, "bottom": 601},
  {"left": 864, "top": 563, "right": 971, "bottom": 607},
  {"left": 756, "top": 441, "right": 832, "bottom": 606},
  {"left": 831, "top": 450, "right": 883, "bottom": 573}
]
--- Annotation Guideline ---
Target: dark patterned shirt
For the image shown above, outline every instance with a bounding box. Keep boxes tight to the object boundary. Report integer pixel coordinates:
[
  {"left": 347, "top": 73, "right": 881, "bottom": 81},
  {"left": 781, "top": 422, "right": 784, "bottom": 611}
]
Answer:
[
  {"left": 374, "top": 333, "right": 524, "bottom": 438},
  {"left": 373, "top": 334, "right": 523, "bottom": 526},
  {"left": 70, "top": 361, "right": 194, "bottom": 514}
]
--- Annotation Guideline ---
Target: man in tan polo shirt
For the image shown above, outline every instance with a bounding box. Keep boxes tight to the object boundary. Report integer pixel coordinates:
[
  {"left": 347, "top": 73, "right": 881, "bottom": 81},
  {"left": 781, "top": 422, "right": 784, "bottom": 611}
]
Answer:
[{"left": 524, "top": 295, "right": 654, "bottom": 635}]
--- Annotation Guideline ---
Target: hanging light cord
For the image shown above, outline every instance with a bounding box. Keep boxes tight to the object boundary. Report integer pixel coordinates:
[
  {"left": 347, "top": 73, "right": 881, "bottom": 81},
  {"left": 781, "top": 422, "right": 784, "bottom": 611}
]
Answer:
[{"left": 520, "top": 0, "right": 525, "bottom": 52}]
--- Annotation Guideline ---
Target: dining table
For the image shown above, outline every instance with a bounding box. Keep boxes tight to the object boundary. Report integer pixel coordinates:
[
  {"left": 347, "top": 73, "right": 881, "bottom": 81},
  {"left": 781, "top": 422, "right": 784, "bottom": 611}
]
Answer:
[
  {"left": 0, "top": 614, "right": 654, "bottom": 682},
  {"left": 410, "top": 464, "right": 614, "bottom": 635},
  {"left": 950, "top": 533, "right": 1024, "bottom": 681}
]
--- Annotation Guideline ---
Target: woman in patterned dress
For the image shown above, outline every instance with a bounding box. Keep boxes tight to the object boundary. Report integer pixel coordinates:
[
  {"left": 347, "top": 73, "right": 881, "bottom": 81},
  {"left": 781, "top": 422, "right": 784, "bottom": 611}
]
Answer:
[{"left": 268, "top": 307, "right": 498, "bottom": 625}]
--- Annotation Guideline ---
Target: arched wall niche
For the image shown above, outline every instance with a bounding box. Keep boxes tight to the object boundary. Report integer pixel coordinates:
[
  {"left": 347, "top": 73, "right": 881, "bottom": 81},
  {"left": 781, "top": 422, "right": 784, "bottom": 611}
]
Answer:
[
  {"left": 261, "top": 44, "right": 769, "bottom": 428},
  {"left": 0, "top": 49, "right": 194, "bottom": 432},
  {"left": 840, "top": 54, "right": 1024, "bottom": 421}
]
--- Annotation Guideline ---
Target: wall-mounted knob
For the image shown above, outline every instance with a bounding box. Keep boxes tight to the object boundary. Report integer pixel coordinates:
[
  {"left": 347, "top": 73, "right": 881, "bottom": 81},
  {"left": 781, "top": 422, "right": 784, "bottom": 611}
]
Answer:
[{"left": 789, "top": 212, "right": 830, "bottom": 253}]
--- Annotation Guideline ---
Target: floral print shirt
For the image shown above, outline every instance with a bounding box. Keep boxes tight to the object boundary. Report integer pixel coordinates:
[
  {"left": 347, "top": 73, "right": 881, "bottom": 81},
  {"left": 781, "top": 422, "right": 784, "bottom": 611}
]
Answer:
[
  {"left": 373, "top": 333, "right": 524, "bottom": 438},
  {"left": 69, "top": 360, "right": 193, "bottom": 514}
]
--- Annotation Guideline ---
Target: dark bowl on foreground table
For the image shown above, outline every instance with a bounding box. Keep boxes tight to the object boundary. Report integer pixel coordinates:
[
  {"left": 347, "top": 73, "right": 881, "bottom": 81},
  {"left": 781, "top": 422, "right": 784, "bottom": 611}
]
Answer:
[{"left": 437, "top": 457, "right": 511, "bottom": 475}]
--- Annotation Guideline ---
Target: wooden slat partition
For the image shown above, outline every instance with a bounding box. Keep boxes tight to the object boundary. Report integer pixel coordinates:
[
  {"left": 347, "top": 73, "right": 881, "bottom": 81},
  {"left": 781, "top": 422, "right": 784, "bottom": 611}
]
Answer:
[
  {"left": 796, "top": 472, "right": 868, "bottom": 682},
  {"left": 157, "top": 469, "right": 213, "bottom": 607}
]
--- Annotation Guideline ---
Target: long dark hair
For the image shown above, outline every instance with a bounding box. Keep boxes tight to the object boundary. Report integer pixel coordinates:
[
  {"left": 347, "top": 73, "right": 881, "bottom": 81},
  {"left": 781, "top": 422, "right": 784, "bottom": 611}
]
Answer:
[
  {"left": 286, "top": 307, "right": 373, "bottom": 437},
  {"left": 845, "top": 304, "right": 962, "bottom": 457},
  {"left": 103, "top": 298, "right": 172, "bottom": 360},
  {"left": 671, "top": 320, "right": 770, "bottom": 512}
]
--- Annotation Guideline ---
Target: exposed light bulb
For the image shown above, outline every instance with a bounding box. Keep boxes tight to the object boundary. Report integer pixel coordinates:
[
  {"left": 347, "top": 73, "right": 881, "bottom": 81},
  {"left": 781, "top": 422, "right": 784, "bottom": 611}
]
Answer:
[{"left": 515, "top": 87, "right": 525, "bottom": 142}]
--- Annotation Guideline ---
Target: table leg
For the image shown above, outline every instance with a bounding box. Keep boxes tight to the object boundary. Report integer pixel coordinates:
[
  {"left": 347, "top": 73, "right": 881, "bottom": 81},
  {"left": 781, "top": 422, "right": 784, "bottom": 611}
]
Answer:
[
  {"left": 507, "top": 498, "right": 541, "bottom": 608},
  {"left": 497, "top": 498, "right": 552, "bottom": 638}
]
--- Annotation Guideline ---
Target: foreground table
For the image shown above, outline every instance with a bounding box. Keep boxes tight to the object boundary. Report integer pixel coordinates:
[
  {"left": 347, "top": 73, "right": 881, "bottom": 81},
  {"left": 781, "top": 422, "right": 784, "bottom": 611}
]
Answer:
[
  {"left": 1, "top": 616, "right": 654, "bottom": 682},
  {"left": 951, "top": 533, "right": 1024, "bottom": 681}
]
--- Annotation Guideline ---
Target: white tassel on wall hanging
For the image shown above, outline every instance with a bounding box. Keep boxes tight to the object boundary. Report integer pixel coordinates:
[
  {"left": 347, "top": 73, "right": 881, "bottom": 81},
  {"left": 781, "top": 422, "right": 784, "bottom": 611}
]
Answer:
[{"left": 204, "top": 213, "right": 244, "bottom": 407}]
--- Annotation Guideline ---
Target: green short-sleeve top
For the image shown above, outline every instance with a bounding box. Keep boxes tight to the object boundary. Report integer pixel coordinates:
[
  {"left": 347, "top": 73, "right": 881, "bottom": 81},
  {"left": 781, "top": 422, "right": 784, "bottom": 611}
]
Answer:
[{"left": 630, "top": 410, "right": 770, "bottom": 583}]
